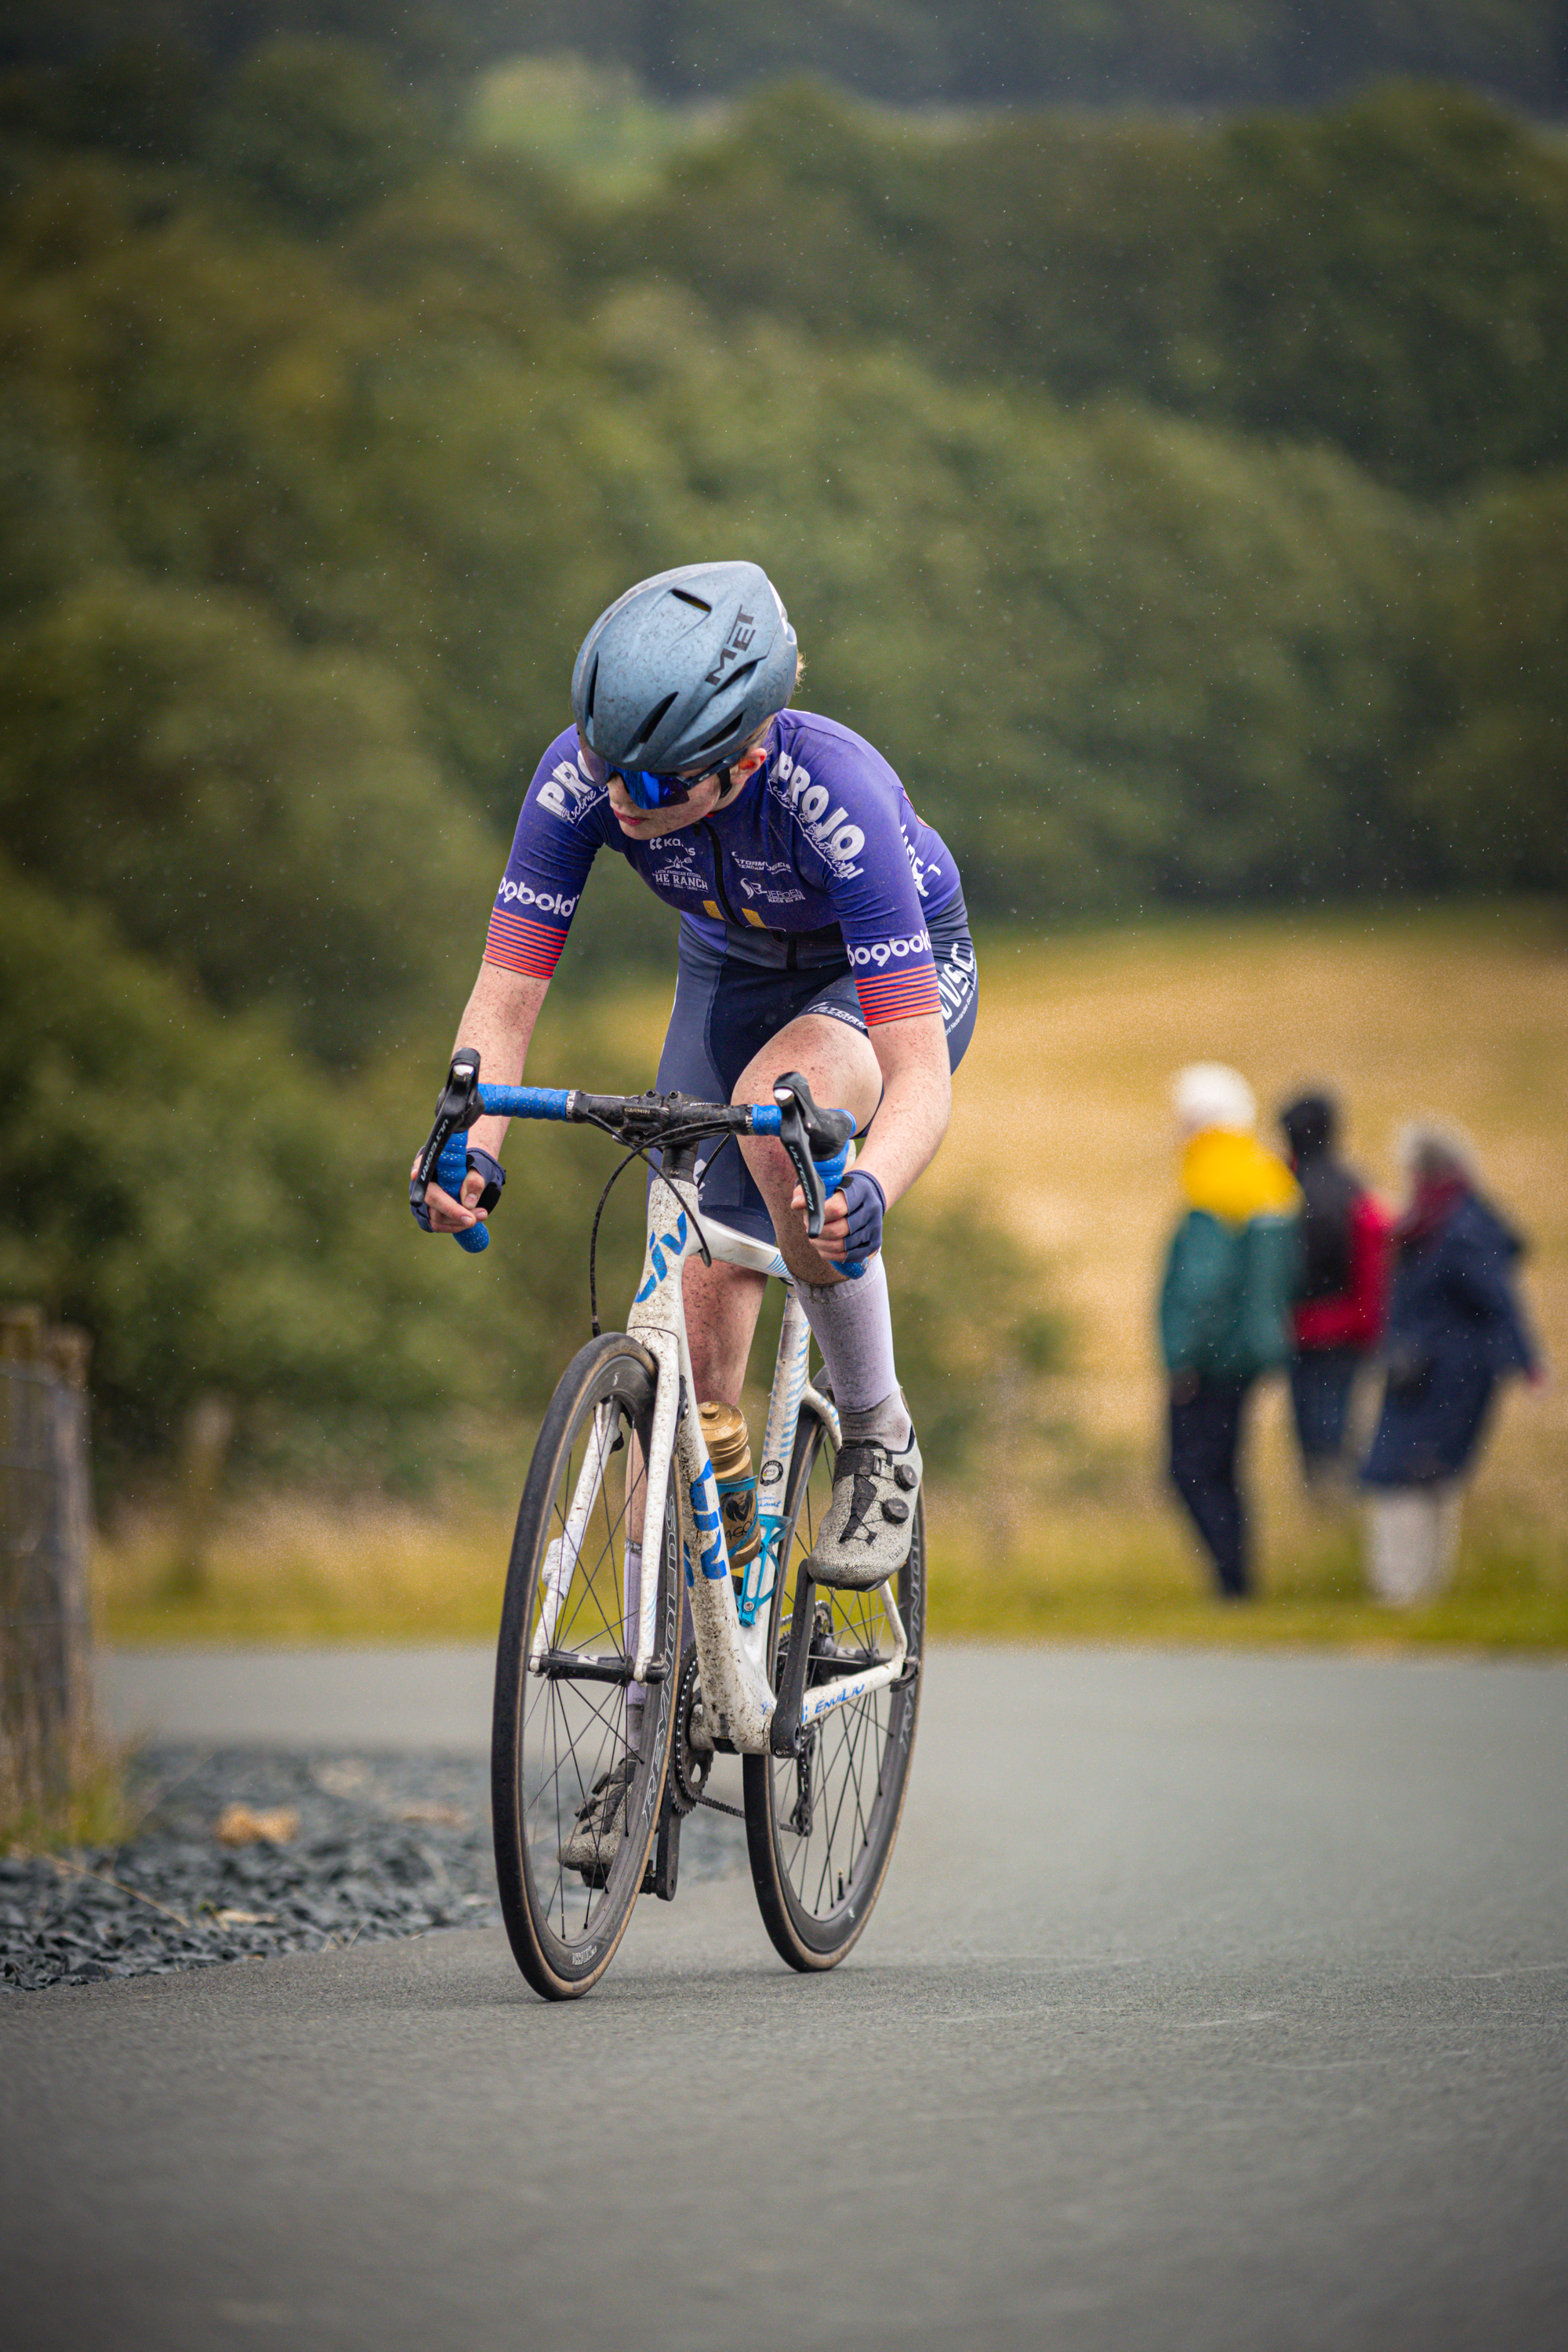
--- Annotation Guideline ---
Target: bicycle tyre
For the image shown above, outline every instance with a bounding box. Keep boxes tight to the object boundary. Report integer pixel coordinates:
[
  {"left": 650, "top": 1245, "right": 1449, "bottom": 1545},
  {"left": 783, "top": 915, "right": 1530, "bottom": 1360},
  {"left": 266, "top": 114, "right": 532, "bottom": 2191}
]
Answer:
[
  {"left": 492, "top": 1332, "right": 680, "bottom": 1999},
  {"left": 742, "top": 1406, "right": 924, "bottom": 1971}
]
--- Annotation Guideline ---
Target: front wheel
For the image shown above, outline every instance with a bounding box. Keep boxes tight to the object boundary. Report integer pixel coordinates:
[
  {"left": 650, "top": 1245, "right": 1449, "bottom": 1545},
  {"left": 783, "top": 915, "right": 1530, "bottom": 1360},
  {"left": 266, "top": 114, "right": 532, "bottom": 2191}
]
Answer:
[
  {"left": 743, "top": 1406, "right": 924, "bottom": 1971},
  {"left": 492, "top": 1334, "right": 680, "bottom": 1999}
]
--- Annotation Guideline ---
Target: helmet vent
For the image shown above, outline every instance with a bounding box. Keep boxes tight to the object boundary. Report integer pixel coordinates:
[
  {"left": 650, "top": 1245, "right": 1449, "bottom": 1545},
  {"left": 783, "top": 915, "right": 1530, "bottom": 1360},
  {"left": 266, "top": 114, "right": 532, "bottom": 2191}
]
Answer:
[
  {"left": 629, "top": 691, "right": 678, "bottom": 756},
  {"left": 669, "top": 588, "right": 713, "bottom": 613},
  {"left": 583, "top": 656, "right": 599, "bottom": 721}
]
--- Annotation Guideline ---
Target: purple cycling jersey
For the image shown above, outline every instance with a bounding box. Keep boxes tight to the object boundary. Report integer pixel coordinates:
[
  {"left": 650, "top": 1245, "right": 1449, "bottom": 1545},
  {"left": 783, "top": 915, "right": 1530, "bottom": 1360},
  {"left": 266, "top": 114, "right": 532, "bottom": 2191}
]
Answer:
[{"left": 485, "top": 710, "right": 960, "bottom": 1026}]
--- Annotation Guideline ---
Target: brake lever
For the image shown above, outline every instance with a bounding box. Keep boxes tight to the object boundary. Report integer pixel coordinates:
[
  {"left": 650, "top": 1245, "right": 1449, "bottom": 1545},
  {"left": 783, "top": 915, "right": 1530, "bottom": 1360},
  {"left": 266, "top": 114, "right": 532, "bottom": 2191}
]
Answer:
[
  {"left": 775, "top": 1092, "right": 827, "bottom": 1238},
  {"left": 412, "top": 1047, "right": 484, "bottom": 1211}
]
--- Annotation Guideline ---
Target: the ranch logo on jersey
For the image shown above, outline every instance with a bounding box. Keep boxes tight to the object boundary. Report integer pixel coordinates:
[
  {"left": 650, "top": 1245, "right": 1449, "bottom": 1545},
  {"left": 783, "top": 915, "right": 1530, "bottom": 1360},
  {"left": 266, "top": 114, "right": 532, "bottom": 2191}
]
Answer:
[{"left": 772, "top": 752, "right": 866, "bottom": 877}]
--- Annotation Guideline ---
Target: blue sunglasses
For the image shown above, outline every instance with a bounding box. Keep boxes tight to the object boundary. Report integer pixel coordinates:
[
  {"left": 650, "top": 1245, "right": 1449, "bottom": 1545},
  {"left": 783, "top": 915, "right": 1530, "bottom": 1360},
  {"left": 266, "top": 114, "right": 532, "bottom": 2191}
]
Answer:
[
  {"left": 577, "top": 735, "right": 732, "bottom": 811},
  {"left": 614, "top": 764, "right": 712, "bottom": 811}
]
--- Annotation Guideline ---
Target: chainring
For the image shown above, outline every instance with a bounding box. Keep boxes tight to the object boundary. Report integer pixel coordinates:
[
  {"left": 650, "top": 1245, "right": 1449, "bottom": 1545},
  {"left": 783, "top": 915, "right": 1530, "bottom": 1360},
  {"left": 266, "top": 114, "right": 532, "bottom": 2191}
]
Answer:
[{"left": 670, "top": 1642, "right": 713, "bottom": 1816}]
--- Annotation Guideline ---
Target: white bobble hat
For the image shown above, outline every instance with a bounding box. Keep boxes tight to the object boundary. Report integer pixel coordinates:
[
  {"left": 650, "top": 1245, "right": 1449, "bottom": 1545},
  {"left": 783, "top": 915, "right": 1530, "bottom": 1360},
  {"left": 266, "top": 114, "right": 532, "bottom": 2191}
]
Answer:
[{"left": 1173, "top": 1063, "right": 1257, "bottom": 1137}]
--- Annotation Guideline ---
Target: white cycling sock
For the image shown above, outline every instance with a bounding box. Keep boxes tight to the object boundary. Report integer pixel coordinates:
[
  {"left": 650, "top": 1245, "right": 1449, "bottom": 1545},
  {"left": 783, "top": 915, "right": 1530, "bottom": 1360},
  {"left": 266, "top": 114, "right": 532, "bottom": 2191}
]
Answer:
[{"left": 797, "top": 1255, "right": 912, "bottom": 1448}]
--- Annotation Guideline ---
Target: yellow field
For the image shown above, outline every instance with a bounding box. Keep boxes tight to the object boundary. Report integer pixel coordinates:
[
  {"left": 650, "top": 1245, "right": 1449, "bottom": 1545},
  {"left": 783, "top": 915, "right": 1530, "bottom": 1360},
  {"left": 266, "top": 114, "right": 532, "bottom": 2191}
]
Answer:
[{"left": 100, "top": 905, "right": 1568, "bottom": 1650}]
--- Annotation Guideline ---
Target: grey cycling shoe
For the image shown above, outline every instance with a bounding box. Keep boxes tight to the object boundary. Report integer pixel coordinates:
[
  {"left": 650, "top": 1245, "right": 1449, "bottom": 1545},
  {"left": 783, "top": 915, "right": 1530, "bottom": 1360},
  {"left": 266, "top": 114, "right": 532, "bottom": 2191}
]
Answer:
[
  {"left": 558, "top": 1752, "right": 639, "bottom": 1887},
  {"left": 808, "top": 1430, "right": 923, "bottom": 1589}
]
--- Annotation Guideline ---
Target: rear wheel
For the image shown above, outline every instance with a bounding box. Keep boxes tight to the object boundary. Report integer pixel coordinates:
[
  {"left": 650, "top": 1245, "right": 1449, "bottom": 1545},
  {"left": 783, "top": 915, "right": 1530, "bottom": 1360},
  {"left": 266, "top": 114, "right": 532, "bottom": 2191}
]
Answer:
[
  {"left": 492, "top": 1334, "right": 680, "bottom": 1999},
  {"left": 743, "top": 1406, "right": 924, "bottom": 1971}
]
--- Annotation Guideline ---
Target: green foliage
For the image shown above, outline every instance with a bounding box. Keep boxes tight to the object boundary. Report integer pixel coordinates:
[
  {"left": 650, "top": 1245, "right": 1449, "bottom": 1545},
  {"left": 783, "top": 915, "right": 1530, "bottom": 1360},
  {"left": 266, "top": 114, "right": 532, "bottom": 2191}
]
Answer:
[
  {"left": 0, "top": 855, "right": 452, "bottom": 1472},
  {"left": 635, "top": 80, "right": 1568, "bottom": 493},
  {"left": 5, "top": 2, "right": 1561, "bottom": 111},
  {"left": 0, "top": 41, "right": 1562, "bottom": 1491},
  {"left": 1414, "top": 472, "right": 1568, "bottom": 890},
  {"left": 201, "top": 39, "right": 439, "bottom": 233},
  {"left": 583, "top": 302, "right": 1437, "bottom": 909},
  {"left": 0, "top": 561, "right": 491, "bottom": 1059},
  {"left": 886, "top": 1197, "right": 1073, "bottom": 1475}
]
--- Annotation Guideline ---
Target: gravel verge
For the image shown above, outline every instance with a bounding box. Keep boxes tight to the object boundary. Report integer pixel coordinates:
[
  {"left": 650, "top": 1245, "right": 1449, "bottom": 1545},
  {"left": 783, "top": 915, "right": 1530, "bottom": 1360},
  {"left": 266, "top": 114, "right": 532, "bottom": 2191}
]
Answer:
[{"left": 2, "top": 1746, "right": 747, "bottom": 1992}]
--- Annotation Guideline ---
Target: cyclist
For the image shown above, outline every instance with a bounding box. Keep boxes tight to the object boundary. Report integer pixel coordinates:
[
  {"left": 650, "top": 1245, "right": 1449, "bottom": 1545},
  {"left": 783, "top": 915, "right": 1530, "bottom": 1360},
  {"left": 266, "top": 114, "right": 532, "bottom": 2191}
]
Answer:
[{"left": 414, "top": 560, "right": 978, "bottom": 1591}]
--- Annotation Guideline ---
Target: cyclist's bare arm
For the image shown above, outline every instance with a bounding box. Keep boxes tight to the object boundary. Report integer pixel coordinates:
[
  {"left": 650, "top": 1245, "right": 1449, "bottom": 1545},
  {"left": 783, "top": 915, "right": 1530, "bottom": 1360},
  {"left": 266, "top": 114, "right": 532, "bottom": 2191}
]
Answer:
[
  {"left": 416, "top": 962, "right": 550, "bottom": 1233},
  {"left": 791, "top": 1007, "right": 951, "bottom": 1261}
]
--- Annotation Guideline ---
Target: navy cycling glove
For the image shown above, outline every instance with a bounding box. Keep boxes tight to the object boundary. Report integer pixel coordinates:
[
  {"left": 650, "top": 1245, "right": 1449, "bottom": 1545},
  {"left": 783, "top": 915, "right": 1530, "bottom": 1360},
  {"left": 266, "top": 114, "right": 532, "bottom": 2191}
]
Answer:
[
  {"left": 410, "top": 1147, "right": 506, "bottom": 1232},
  {"left": 835, "top": 1168, "right": 887, "bottom": 1261}
]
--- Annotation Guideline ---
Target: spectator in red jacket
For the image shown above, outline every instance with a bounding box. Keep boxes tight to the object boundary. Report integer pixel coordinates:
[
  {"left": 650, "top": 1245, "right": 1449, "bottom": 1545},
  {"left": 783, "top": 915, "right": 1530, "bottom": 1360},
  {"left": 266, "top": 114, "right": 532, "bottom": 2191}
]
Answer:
[{"left": 1279, "top": 1091, "right": 1392, "bottom": 1490}]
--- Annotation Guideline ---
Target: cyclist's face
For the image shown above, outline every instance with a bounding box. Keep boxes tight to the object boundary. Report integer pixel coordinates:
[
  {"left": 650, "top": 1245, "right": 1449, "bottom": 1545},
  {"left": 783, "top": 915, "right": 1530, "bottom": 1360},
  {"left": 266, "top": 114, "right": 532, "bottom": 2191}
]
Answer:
[{"left": 603, "top": 746, "right": 768, "bottom": 839}]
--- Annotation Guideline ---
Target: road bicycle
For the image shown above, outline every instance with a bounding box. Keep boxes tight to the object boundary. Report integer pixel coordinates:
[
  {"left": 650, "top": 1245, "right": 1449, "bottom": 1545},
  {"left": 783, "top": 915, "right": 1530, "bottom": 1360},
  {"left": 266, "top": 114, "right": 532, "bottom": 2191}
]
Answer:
[{"left": 413, "top": 1052, "right": 924, "bottom": 2000}]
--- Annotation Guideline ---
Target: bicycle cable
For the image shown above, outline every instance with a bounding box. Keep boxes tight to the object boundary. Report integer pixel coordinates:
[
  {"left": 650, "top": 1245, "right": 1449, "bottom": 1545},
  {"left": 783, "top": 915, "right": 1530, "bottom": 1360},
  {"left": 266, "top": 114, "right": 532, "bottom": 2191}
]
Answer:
[{"left": 583, "top": 1116, "right": 719, "bottom": 1338}]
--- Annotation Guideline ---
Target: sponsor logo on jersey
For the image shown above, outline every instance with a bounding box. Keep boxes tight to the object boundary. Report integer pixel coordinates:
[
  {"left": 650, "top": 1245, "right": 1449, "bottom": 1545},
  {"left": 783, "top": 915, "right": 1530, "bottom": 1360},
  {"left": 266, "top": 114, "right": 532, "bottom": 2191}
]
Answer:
[
  {"left": 938, "top": 936, "right": 977, "bottom": 1019},
  {"left": 848, "top": 930, "right": 932, "bottom": 970},
  {"left": 535, "top": 759, "right": 606, "bottom": 826},
  {"left": 652, "top": 866, "right": 707, "bottom": 891},
  {"left": 771, "top": 752, "right": 865, "bottom": 878},
  {"left": 733, "top": 855, "right": 793, "bottom": 875},
  {"left": 904, "top": 831, "right": 944, "bottom": 900},
  {"left": 495, "top": 879, "right": 580, "bottom": 919},
  {"left": 738, "top": 876, "right": 806, "bottom": 905}
]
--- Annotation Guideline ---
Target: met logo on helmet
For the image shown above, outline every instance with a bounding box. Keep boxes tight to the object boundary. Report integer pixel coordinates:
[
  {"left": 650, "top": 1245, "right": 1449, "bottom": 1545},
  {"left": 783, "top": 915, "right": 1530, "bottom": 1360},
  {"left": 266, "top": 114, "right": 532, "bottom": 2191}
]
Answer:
[{"left": 705, "top": 605, "right": 757, "bottom": 688}]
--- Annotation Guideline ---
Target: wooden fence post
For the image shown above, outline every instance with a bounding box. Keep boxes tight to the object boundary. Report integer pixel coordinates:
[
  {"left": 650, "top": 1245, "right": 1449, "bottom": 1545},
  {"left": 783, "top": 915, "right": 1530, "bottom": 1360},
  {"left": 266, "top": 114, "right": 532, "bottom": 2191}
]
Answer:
[{"left": 0, "top": 1307, "right": 95, "bottom": 1828}]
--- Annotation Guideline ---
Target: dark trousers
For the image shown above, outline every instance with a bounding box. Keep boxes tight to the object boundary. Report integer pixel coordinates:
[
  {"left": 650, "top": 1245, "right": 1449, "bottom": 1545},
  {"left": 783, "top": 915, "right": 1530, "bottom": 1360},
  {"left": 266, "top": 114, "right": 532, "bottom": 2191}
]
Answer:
[
  {"left": 1287, "top": 1347, "right": 1359, "bottom": 1468},
  {"left": 1168, "top": 1375, "right": 1252, "bottom": 1599}
]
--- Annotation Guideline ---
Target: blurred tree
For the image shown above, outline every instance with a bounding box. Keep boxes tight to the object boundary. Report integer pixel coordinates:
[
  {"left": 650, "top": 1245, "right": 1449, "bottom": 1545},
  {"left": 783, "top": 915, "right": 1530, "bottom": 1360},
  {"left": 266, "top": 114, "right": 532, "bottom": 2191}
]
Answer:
[
  {"left": 1413, "top": 471, "right": 1568, "bottom": 889},
  {"left": 201, "top": 38, "right": 438, "bottom": 233},
  {"left": 0, "top": 854, "right": 473, "bottom": 1478},
  {"left": 637, "top": 81, "right": 1568, "bottom": 494}
]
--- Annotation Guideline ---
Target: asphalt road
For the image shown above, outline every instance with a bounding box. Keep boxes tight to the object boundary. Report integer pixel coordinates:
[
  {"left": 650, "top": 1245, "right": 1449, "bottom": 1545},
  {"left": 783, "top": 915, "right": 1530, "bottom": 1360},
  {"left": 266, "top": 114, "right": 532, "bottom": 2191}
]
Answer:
[{"left": 7, "top": 1645, "right": 1566, "bottom": 2352}]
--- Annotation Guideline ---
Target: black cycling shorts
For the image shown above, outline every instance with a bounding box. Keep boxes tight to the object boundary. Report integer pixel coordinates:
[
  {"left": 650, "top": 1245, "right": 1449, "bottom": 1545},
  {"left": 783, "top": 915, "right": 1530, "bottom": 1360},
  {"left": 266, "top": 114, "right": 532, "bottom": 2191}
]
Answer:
[{"left": 653, "top": 895, "right": 978, "bottom": 1244}]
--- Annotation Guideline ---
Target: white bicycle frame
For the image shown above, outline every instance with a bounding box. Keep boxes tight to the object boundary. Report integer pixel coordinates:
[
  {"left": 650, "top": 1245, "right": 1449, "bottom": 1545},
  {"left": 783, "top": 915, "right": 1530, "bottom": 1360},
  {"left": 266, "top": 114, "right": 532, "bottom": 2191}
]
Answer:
[{"left": 528, "top": 1162, "right": 911, "bottom": 1757}]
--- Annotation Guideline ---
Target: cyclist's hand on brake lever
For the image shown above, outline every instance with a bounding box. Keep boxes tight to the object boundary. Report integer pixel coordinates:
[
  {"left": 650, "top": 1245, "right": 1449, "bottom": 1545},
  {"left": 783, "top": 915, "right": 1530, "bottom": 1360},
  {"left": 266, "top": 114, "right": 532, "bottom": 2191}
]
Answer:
[
  {"left": 408, "top": 1153, "right": 487, "bottom": 1236},
  {"left": 789, "top": 1169, "right": 885, "bottom": 1267}
]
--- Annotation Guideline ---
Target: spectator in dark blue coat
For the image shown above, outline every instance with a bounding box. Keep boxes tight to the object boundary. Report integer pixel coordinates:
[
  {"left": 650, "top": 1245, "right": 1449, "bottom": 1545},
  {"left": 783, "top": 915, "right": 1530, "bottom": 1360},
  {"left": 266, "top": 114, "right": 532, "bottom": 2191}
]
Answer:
[{"left": 1363, "top": 1123, "right": 1541, "bottom": 1603}]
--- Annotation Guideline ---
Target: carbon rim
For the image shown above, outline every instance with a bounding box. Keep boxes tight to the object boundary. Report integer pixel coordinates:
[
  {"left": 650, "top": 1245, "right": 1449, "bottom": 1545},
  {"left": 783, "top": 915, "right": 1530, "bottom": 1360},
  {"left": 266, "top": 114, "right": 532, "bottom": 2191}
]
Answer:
[{"left": 494, "top": 1341, "right": 677, "bottom": 1994}]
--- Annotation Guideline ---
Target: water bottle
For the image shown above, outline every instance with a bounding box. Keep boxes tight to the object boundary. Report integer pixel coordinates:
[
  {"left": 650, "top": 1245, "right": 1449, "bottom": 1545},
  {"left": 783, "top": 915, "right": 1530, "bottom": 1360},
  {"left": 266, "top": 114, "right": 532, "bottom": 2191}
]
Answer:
[{"left": 699, "top": 1400, "right": 762, "bottom": 1574}]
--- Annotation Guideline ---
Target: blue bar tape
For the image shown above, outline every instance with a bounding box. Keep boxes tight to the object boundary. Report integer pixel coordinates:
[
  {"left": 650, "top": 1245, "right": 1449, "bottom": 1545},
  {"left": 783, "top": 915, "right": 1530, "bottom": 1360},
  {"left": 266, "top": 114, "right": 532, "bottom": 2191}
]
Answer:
[
  {"left": 814, "top": 1139, "right": 866, "bottom": 1279},
  {"left": 750, "top": 1104, "right": 782, "bottom": 1135},
  {"left": 478, "top": 1086, "right": 572, "bottom": 1120},
  {"left": 435, "top": 1132, "right": 490, "bottom": 1253},
  {"left": 815, "top": 1142, "right": 851, "bottom": 1193}
]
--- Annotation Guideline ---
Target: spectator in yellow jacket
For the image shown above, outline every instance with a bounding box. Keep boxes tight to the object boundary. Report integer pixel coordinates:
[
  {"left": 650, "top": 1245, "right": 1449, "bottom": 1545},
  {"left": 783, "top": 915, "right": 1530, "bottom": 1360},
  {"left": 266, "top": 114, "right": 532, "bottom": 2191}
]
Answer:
[{"left": 1159, "top": 1065, "right": 1300, "bottom": 1598}]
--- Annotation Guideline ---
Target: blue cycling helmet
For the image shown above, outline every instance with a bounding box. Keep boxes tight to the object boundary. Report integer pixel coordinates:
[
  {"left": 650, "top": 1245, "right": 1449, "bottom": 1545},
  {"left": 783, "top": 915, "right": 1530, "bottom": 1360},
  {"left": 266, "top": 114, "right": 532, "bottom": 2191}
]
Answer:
[{"left": 572, "top": 561, "right": 798, "bottom": 777}]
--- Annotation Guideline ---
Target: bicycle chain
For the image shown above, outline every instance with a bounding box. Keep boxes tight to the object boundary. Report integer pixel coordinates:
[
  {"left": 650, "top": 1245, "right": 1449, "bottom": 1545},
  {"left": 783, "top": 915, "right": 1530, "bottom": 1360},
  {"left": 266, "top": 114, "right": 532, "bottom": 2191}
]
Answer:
[
  {"left": 670, "top": 1644, "right": 710, "bottom": 1815},
  {"left": 673, "top": 1644, "right": 750, "bottom": 1819}
]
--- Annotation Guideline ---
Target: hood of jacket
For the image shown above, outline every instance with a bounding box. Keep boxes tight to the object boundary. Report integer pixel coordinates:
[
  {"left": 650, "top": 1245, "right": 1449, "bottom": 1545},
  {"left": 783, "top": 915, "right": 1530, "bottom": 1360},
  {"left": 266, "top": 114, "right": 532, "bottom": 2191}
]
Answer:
[{"left": 1181, "top": 1129, "right": 1300, "bottom": 1226}]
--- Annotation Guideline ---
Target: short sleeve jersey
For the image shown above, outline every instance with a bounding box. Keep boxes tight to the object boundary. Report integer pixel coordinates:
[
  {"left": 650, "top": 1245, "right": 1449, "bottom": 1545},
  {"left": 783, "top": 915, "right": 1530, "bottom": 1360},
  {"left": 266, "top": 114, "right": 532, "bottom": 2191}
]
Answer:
[{"left": 485, "top": 710, "right": 961, "bottom": 1025}]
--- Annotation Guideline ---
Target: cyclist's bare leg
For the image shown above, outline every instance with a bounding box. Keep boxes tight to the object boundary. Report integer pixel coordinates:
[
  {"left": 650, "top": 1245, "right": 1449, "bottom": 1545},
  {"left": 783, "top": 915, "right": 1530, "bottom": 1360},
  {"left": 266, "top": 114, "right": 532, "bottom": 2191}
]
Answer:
[
  {"left": 732, "top": 1011, "right": 912, "bottom": 1433},
  {"left": 734, "top": 1011, "right": 920, "bottom": 1581},
  {"left": 732, "top": 1012, "right": 883, "bottom": 1288}
]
